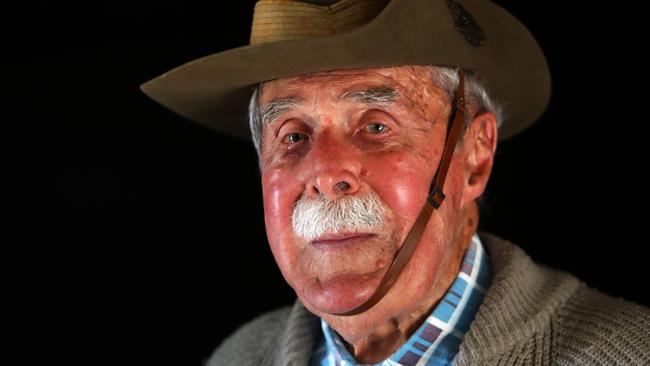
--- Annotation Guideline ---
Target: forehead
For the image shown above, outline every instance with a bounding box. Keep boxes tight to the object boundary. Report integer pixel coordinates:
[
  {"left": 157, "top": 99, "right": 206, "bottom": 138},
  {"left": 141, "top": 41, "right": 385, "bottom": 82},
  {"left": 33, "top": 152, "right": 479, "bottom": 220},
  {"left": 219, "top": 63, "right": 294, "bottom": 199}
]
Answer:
[{"left": 259, "top": 66, "right": 447, "bottom": 107}]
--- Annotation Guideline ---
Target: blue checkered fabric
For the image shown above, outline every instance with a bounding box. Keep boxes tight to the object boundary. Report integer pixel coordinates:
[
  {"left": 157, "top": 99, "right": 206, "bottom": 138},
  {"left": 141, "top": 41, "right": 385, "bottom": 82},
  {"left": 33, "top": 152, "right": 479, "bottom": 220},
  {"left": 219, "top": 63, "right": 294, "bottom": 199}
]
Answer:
[{"left": 311, "top": 232, "right": 492, "bottom": 366}]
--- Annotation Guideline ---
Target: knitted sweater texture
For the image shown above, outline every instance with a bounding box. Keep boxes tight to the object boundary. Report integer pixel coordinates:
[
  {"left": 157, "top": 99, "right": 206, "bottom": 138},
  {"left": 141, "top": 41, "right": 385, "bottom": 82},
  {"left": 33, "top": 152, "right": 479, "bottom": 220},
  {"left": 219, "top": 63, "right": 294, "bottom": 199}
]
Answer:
[{"left": 206, "top": 231, "right": 650, "bottom": 365}]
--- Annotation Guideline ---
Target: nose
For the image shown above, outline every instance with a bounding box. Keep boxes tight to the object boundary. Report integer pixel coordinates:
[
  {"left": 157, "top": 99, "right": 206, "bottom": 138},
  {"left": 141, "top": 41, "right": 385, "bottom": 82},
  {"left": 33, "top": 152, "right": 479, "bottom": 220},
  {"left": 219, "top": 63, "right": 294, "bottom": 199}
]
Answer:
[
  {"left": 312, "top": 171, "right": 360, "bottom": 200},
  {"left": 306, "top": 133, "right": 361, "bottom": 200}
]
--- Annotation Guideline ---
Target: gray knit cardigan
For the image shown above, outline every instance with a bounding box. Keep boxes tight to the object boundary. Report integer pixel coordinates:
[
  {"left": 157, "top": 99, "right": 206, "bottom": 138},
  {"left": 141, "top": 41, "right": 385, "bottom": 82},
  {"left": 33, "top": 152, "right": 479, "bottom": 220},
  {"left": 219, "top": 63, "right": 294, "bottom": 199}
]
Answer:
[{"left": 205, "top": 231, "right": 650, "bottom": 365}]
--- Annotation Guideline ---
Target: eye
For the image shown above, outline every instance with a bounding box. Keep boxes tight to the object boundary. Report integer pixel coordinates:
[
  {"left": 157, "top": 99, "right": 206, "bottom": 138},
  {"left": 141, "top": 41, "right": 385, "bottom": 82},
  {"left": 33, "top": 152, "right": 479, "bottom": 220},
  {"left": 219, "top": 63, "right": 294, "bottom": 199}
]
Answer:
[
  {"left": 282, "top": 132, "right": 307, "bottom": 144},
  {"left": 366, "top": 122, "right": 388, "bottom": 134}
]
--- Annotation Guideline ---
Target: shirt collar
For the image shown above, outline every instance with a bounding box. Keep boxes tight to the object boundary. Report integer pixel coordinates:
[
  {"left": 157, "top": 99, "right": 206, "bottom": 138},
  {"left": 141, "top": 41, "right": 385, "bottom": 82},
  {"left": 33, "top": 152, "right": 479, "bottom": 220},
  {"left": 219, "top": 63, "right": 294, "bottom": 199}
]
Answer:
[{"left": 313, "top": 232, "right": 492, "bottom": 366}]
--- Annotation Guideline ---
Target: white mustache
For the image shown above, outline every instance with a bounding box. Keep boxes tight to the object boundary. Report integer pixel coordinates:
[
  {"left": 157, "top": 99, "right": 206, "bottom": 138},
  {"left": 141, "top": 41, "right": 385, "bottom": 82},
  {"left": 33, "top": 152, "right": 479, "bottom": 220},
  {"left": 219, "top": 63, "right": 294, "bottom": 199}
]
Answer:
[{"left": 291, "top": 191, "right": 386, "bottom": 241}]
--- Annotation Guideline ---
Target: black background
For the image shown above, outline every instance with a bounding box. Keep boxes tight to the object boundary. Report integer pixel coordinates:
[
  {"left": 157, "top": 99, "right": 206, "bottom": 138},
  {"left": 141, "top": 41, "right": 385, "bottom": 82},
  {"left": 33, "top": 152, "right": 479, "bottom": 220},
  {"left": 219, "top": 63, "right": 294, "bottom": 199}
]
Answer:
[{"left": 2, "top": 1, "right": 647, "bottom": 365}]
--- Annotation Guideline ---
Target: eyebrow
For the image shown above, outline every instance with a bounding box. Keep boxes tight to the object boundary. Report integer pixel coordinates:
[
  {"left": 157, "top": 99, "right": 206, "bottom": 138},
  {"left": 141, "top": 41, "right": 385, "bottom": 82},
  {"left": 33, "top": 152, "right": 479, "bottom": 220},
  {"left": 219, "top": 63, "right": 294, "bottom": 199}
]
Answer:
[
  {"left": 260, "top": 96, "right": 304, "bottom": 127},
  {"left": 340, "top": 86, "right": 400, "bottom": 106}
]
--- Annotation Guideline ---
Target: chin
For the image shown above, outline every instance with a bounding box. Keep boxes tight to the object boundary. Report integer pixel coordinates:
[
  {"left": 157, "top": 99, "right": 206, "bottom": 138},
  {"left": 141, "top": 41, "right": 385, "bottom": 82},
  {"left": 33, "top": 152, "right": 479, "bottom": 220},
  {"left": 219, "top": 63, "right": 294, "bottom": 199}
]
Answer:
[{"left": 298, "top": 268, "right": 387, "bottom": 315}]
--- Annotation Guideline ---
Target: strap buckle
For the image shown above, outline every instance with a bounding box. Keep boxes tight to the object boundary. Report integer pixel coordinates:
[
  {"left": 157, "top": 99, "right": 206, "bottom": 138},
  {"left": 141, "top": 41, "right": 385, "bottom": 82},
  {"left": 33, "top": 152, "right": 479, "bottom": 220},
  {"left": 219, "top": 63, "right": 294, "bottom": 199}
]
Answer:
[{"left": 427, "top": 186, "right": 446, "bottom": 208}]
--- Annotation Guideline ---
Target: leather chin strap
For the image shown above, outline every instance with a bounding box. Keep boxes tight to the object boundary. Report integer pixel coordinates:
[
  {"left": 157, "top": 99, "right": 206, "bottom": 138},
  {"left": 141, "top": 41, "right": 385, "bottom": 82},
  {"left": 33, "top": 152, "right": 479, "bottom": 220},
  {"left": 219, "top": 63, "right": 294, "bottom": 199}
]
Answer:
[{"left": 335, "top": 69, "right": 467, "bottom": 316}]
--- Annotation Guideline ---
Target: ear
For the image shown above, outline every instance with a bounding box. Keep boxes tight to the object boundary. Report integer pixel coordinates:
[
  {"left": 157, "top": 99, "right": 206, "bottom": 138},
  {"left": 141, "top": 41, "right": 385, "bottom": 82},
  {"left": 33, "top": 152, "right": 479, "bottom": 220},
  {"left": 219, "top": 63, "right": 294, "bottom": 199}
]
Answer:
[{"left": 459, "top": 110, "right": 498, "bottom": 208}]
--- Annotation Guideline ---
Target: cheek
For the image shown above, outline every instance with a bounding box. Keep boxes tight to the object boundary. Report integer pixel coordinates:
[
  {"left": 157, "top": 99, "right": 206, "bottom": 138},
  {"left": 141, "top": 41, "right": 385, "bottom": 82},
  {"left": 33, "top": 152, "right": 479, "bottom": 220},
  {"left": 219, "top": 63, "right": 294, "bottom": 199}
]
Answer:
[
  {"left": 261, "top": 168, "right": 303, "bottom": 270},
  {"left": 365, "top": 151, "right": 433, "bottom": 222}
]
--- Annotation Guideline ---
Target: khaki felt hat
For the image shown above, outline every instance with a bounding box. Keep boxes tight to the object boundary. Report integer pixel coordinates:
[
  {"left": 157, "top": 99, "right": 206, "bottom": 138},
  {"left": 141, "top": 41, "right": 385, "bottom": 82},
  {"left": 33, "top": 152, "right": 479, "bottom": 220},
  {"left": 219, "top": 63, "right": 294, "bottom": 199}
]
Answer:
[{"left": 139, "top": 0, "right": 551, "bottom": 142}]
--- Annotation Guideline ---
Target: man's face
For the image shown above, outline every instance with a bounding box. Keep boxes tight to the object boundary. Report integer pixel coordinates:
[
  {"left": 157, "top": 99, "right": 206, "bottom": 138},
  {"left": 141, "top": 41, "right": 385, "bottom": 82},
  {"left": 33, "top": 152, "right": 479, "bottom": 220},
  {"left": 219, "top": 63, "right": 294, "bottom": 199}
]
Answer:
[{"left": 258, "top": 66, "right": 486, "bottom": 335}]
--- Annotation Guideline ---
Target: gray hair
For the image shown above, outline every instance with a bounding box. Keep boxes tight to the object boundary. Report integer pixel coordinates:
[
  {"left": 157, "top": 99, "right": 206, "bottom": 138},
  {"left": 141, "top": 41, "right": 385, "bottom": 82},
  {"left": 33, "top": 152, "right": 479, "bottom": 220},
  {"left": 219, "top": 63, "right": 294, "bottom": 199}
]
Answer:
[{"left": 248, "top": 66, "right": 504, "bottom": 156}]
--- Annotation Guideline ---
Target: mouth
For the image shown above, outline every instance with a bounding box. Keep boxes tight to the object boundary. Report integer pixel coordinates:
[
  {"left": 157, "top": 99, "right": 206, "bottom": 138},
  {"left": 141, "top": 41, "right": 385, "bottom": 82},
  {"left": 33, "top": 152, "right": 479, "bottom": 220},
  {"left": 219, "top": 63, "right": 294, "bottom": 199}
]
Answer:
[{"left": 311, "top": 232, "right": 376, "bottom": 250}]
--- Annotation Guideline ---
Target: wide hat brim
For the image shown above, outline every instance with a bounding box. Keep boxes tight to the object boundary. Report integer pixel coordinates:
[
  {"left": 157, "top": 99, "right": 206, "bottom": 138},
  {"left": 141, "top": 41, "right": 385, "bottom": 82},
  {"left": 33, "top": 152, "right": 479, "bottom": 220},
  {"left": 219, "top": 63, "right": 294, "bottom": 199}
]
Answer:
[{"left": 139, "top": 0, "right": 551, "bottom": 142}]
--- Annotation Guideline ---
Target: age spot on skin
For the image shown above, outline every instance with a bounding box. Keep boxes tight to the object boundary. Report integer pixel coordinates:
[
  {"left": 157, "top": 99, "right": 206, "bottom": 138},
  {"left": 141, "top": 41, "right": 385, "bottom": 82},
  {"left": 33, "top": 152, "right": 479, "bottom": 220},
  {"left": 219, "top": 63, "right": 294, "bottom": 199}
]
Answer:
[{"left": 376, "top": 259, "right": 387, "bottom": 269}]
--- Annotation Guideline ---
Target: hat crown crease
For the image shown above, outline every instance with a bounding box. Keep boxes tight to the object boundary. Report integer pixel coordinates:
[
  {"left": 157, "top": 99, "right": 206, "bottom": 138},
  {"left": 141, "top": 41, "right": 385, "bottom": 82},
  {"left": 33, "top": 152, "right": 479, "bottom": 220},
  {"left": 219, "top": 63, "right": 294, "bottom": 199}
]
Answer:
[{"left": 250, "top": 0, "right": 390, "bottom": 44}]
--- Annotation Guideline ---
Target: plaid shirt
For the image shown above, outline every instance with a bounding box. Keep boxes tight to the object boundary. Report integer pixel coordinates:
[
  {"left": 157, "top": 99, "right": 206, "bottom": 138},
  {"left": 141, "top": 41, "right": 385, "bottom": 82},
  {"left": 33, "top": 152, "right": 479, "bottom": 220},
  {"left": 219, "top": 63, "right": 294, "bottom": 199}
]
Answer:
[{"left": 311, "top": 232, "right": 492, "bottom": 366}]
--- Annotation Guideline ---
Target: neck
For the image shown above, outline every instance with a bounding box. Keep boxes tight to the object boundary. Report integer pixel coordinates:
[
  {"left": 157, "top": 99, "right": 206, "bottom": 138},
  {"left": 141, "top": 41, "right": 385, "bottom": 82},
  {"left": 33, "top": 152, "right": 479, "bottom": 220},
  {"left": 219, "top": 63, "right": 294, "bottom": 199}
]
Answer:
[{"left": 347, "top": 201, "right": 479, "bottom": 363}]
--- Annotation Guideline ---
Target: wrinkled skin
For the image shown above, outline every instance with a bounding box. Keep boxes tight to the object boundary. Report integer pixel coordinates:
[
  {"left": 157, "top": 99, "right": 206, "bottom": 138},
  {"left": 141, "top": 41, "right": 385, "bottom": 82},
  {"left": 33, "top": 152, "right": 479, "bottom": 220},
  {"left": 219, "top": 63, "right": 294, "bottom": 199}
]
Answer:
[{"left": 259, "top": 66, "right": 497, "bottom": 362}]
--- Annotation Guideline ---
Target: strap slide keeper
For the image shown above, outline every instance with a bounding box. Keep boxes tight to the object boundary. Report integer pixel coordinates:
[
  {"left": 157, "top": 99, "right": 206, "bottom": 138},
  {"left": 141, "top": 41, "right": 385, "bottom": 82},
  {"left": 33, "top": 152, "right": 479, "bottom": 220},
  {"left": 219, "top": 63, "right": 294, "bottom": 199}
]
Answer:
[{"left": 427, "top": 186, "right": 446, "bottom": 208}]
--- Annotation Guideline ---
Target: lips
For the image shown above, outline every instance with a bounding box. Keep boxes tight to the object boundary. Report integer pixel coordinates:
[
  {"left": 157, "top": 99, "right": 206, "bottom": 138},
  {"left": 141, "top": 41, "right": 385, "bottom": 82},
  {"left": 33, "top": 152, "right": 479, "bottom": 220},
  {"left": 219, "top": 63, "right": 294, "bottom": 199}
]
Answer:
[{"left": 311, "top": 232, "right": 375, "bottom": 250}]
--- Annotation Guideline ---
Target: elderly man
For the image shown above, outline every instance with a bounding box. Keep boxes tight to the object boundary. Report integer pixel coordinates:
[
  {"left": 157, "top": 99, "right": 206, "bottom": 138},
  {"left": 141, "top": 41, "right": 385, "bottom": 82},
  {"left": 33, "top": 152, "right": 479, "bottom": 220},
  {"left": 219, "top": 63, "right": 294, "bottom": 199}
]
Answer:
[{"left": 140, "top": 0, "right": 650, "bottom": 365}]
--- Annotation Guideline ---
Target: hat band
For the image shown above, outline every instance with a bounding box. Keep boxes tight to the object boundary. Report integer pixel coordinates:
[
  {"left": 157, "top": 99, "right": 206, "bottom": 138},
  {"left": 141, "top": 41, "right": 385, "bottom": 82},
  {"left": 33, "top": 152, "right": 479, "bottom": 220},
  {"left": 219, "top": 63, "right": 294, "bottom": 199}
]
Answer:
[{"left": 250, "top": 0, "right": 389, "bottom": 45}]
